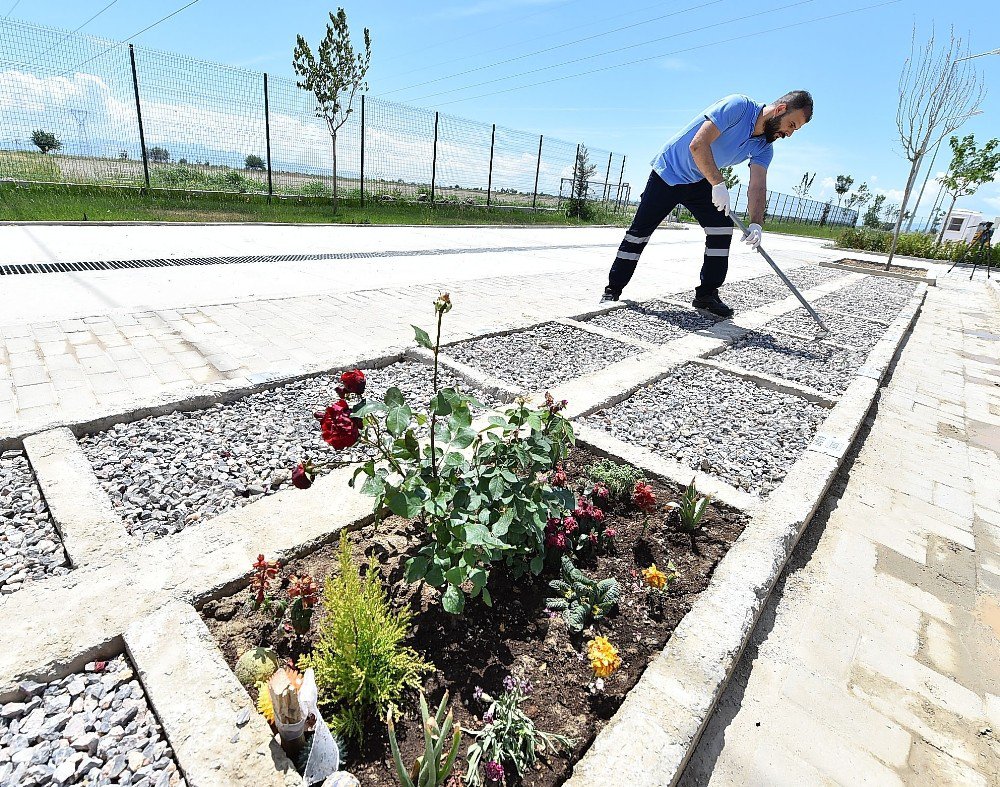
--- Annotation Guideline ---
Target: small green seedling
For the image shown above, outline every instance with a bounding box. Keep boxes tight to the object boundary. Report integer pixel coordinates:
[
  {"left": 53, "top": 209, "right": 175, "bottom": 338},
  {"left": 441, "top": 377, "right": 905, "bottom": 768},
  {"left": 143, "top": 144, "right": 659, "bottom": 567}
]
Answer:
[{"left": 668, "top": 478, "right": 710, "bottom": 532}]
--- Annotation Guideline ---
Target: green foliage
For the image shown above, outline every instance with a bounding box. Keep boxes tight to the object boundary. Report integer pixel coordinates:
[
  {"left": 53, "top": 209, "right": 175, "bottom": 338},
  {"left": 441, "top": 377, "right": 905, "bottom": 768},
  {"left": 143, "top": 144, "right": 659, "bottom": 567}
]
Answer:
[
  {"left": 584, "top": 459, "right": 644, "bottom": 503},
  {"left": 566, "top": 144, "right": 598, "bottom": 219},
  {"left": 245, "top": 154, "right": 266, "bottom": 171},
  {"left": 0, "top": 151, "right": 61, "bottom": 181},
  {"left": 862, "top": 194, "right": 886, "bottom": 228},
  {"left": 30, "top": 129, "right": 61, "bottom": 154},
  {"left": 349, "top": 299, "right": 576, "bottom": 615},
  {"left": 545, "top": 555, "right": 620, "bottom": 632},
  {"left": 668, "top": 479, "right": 711, "bottom": 533},
  {"left": 388, "top": 691, "right": 461, "bottom": 787},
  {"left": 299, "top": 533, "right": 431, "bottom": 741},
  {"left": 845, "top": 182, "right": 870, "bottom": 210},
  {"left": 939, "top": 135, "right": 1000, "bottom": 202},
  {"left": 720, "top": 165, "right": 740, "bottom": 189},
  {"left": 465, "top": 676, "right": 574, "bottom": 786},
  {"left": 148, "top": 164, "right": 265, "bottom": 194},
  {"left": 148, "top": 146, "right": 170, "bottom": 164},
  {"left": 834, "top": 174, "right": 854, "bottom": 205},
  {"left": 298, "top": 179, "right": 332, "bottom": 196},
  {"left": 837, "top": 226, "right": 998, "bottom": 265},
  {"left": 793, "top": 172, "right": 816, "bottom": 199}
]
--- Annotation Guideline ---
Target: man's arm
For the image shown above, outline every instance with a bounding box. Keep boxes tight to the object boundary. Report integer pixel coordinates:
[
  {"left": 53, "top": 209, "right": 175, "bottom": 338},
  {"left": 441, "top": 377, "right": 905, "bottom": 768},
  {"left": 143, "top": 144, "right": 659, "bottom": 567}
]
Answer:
[
  {"left": 748, "top": 164, "right": 767, "bottom": 225},
  {"left": 689, "top": 120, "right": 724, "bottom": 184}
]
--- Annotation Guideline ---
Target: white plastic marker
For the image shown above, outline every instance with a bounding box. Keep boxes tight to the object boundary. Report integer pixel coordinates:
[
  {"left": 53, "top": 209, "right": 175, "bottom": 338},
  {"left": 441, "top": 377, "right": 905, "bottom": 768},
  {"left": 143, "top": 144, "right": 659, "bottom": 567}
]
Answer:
[{"left": 730, "top": 212, "right": 830, "bottom": 335}]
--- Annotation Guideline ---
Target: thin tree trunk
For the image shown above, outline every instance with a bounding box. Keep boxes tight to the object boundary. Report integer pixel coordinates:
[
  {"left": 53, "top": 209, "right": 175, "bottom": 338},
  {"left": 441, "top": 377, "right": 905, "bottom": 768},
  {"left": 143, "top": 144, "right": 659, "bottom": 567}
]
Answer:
[
  {"left": 936, "top": 194, "right": 959, "bottom": 248},
  {"left": 885, "top": 160, "right": 922, "bottom": 267},
  {"left": 331, "top": 129, "right": 339, "bottom": 213}
]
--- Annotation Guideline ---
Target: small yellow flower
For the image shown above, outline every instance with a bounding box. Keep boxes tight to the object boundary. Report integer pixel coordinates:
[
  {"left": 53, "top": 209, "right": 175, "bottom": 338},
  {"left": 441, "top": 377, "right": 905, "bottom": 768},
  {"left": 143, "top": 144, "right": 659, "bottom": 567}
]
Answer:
[
  {"left": 256, "top": 681, "right": 274, "bottom": 724},
  {"left": 642, "top": 564, "right": 668, "bottom": 590},
  {"left": 587, "top": 636, "right": 621, "bottom": 679}
]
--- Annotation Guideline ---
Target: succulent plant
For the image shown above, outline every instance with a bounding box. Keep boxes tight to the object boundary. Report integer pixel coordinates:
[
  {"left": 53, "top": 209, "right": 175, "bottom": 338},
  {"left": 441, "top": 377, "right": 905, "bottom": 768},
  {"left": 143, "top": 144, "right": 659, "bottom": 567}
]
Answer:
[
  {"left": 235, "top": 646, "right": 279, "bottom": 689},
  {"left": 388, "top": 691, "right": 461, "bottom": 787},
  {"left": 545, "top": 555, "right": 620, "bottom": 633}
]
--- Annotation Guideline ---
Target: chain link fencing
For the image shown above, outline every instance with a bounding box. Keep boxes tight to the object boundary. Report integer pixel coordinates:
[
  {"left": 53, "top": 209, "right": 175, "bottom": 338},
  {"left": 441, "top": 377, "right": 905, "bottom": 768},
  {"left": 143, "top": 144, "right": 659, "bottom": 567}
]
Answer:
[{"left": 0, "top": 17, "right": 628, "bottom": 212}]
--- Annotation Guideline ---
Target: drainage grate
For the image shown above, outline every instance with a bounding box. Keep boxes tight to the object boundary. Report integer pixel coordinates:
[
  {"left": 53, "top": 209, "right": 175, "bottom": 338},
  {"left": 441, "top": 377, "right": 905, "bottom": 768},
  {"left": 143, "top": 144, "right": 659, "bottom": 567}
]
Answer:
[{"left": 0, "top": 243, "right": 602, "bottom": 276}]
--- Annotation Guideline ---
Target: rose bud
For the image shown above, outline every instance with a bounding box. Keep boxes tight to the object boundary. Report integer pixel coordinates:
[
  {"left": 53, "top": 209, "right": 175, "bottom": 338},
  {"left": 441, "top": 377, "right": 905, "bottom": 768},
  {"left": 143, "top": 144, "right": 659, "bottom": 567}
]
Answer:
[
  {"left": 292, "top": 463, "right": 313, "bottom": 490},
  {"left": 340, "top": 369, "right": 366, "bottom": 395}
]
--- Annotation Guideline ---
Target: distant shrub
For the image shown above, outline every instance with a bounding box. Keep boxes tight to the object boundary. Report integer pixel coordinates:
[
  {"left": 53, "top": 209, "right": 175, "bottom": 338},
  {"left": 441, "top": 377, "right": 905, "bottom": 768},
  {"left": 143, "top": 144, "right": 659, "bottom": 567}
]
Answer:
[
  {"left": 836, "top": 227, "right": 998, "bottom": 265},
  {"left": 30, "top": 130, "right": 61, "bottom": 154},
  {"left": 148, "top": 146, "right": 170, "bottom": 163},
  {"left": 245, "top": 154, "right": 266, "bottom": 171},
  {"left": 297, "top": 179, "right": 331, "bottom": 197}
]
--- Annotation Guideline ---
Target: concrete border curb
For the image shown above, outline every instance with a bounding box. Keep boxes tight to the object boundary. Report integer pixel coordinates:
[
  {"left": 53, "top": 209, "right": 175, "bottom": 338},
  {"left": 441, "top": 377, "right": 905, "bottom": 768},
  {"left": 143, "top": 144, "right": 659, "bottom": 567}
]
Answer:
[
  {"left": 22, "top": 427, "right": 128, "bottom": 568},
  {"left": 821, "top": 258, "right": 936, "bottom": 286},
  {"left": 124, "top": 600, "right": 300, "bottom": 787}
]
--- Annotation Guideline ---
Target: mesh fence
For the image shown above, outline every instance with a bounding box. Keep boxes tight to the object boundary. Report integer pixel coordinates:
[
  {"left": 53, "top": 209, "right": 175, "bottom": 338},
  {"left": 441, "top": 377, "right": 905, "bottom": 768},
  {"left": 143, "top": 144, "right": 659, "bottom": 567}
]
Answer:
[{"left": 0, "top": 17, "right": 625, "bottom": 212}]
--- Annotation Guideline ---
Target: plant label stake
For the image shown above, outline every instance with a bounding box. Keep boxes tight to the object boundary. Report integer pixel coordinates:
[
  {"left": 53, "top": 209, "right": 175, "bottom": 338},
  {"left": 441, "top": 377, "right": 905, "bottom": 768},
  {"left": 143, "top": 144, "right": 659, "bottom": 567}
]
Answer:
[{"left": 730, "top": 213, "right": 830, "bottom": 335}]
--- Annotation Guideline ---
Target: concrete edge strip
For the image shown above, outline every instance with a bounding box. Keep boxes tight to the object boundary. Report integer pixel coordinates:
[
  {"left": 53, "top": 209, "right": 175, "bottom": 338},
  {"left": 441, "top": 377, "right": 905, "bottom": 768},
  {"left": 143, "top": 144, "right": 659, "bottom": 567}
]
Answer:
[
  {"left": 0, "top": 465, "right": 371, "bottom": 701},
  {"left": 690, "top": 357, "right": 838, "bottom": 408},
  {"left": 22, "top": 427, "right": 129, "bottom": 569},
  {"left": 820, "top": 259, "right": 936, "bottom": 286},
  {"left": 124, "top": 600, "right": 301, "bottom": 787},
  {"left": 571, "top": 424, "right": 758, "bottom": 515},
  {"left": 563, "top": 293, "right": 922, "bottom": 786}
]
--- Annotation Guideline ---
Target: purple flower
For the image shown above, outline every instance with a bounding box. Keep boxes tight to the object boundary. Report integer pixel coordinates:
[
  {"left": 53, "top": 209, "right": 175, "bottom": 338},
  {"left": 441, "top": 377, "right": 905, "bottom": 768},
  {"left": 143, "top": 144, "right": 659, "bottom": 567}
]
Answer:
[
  {"left": 485, "top": 759, "right": 505, "bottom": 782},
  {"left": 483, "top": 707, "right": 495, "bottom": 725},
  {"left": 503, "top": 675, "right": 516, "bottom": 693},
  {"left": 521, "top": 678, "right": 533, "bottom": 696},
  {"left": 473, "top": 686, "right": 484, "bottom": 701}
]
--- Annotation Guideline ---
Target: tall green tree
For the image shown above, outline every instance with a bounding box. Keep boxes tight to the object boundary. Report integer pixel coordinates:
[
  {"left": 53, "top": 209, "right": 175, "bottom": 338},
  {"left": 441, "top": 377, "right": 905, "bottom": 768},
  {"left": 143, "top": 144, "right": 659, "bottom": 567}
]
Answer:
[
  {"left": 935, "top": 134, "right": 1000, "bottom": 246},
  {"left": 567, "top": 144, "right": 597, "bottom": 219},
  {"left": 834, "top": 174, "right": 854, "bottom": 206},
  {"left": 863, "top": 194, "right": 887, "bottom": 228},
  {"left": 293, "top": 8, "right": 371, "bottom": 211}
]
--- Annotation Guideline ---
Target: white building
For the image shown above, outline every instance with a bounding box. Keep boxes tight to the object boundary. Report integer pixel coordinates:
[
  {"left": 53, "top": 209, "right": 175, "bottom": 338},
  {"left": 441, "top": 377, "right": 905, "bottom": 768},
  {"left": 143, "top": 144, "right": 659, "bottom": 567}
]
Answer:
[{"left": 940, "top": 208, "right": 998, "bottom": 244}]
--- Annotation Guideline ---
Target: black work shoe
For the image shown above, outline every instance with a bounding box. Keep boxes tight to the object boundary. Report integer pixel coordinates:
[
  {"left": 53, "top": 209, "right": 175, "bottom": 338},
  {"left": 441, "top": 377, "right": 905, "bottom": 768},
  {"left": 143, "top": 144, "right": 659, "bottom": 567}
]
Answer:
[
  {"left": 600, "top": 287, "right": 620, "bottom": 303},
  {"left": 692, "top": 293, "right": 734, "bottom": 318}
]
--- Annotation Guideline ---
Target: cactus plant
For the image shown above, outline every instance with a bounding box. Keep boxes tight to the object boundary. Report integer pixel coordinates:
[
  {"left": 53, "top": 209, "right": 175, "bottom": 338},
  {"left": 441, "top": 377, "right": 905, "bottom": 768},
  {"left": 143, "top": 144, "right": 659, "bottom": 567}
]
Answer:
[
  {"left": 545, "top": 555, "right": 620, "bottom": 633},
  {"left": 388, "top": 691, "right": 461, "bottom": 787},
  {"left": 235, "top": 647, "right": 279, "bottom": 688}
]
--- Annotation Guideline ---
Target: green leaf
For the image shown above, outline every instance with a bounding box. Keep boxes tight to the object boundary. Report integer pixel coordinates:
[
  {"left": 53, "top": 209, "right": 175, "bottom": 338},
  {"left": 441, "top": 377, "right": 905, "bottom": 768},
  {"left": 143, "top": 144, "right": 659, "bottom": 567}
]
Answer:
[
  {"left": 530, "top": 555, "right": 544, "bottom": 575},
  {"left": 444, "top": 451, "right": 466, "bottom": 468},
  {"left": 386, "top": 404, "right": 412, "bottom": 436},
  {"left": 405, "top": 556, "right": 429, "bottom": 582},
  {"left": 384, "top": 386, "right": 406, "bottom": 408},
  {"left": 412, "top": 325, "right": 434, "bottom": 350},
  {"left": 360, "top": 474, "right": 385, "bottom": 497},
  {"left": 481, "top": 587, "right": 493, "bottom": 607},
  {"left": 387, "top": 489, "right": 422, "bottom": 519},
  {"left": 452, "top": 406, "right": 472, "bottom": 429},
  {"left": 452, "top": 427, "right": 476, "bottom": 449},
  {"left": 442, "top": 584, "right": 465, "bottom": 615},
  {"left": 430, "top": 390, "right": 453, "bottom": 417},
  {"left": 353, "top": 401, "right": 387, "bottom": 418},
  {"left": 445, "top": 566, "right": 466, "bottom": 587},
  {"left": 425, "top": 564, "right": 445, "bottom": 587},
  {"left": 494, "top": 508, "right": 515, "bottom": 537},
  {"left": 469, "top": 568, "right": 488, "bottom": 591}
]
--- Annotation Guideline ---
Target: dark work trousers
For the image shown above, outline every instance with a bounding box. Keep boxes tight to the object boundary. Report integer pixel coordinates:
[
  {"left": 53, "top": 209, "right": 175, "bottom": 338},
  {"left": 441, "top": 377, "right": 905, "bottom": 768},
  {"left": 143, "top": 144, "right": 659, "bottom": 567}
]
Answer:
[{"left": 607, "top": 170, "right": 734, "bottom": 297}]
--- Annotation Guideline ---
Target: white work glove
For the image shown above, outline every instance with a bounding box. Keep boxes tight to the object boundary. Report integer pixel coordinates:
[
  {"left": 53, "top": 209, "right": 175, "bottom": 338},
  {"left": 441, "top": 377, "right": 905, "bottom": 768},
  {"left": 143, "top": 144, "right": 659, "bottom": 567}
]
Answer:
[
  {"left": 741, "top": 223, "right": 763, "bottom": 249},
  {"left": 711, "top": 182, "right": 730, "bottom": 215}
]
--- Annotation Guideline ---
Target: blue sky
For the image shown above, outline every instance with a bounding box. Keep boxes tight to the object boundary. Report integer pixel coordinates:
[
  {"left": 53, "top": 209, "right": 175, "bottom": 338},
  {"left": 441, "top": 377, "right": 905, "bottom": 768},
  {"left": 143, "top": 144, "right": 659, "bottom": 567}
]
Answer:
[{"left": 5, "top": 0, "right": 999, "bottom": 221}]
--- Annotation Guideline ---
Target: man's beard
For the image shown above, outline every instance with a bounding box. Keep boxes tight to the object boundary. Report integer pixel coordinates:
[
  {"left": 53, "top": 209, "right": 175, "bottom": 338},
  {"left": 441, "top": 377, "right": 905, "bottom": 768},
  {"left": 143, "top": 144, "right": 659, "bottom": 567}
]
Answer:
[{"left": 764, "top": 114, "right": 785, "bottom": 143}]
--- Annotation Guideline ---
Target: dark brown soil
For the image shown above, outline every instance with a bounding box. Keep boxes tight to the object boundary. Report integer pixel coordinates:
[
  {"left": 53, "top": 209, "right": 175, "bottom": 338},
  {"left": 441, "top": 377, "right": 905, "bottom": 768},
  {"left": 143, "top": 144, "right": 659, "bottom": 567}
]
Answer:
[
  {"left": 202, "top": 446, "right": 748, "bottom": 786},
  {"left": 833, "top": 258, "right": 928, "bottom": 276}
]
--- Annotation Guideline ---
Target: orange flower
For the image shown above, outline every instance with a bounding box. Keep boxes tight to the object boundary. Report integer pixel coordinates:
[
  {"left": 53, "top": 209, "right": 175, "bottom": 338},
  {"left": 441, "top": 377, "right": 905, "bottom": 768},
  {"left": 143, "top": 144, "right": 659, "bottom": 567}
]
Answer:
[
  {"left": 642, "top": 564, "right": 668, "bottom": 590},
  {"left": 586, "top": 636, "right": 621, "bottom": 679}
]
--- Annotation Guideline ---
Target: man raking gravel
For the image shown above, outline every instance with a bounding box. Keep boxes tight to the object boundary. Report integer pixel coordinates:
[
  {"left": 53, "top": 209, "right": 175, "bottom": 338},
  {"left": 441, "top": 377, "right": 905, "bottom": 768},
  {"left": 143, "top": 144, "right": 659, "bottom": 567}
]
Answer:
[{"left": 601, "top": 90, "right": 814, "bottom": 318}]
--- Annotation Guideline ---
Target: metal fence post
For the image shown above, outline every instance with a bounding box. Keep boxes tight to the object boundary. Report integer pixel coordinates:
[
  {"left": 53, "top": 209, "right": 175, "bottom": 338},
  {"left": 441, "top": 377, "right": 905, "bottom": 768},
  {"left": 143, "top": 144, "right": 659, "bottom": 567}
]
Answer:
[
  {"left": 603, "top": 152, "right": 613, "bottom": 203},
  {"left": 616, "top": 155, "right": 626, "bottom": 210},
  {"left": 128, "top": 44, "right": 150, "bottom": 191},
  {"left": 263, "top": 73, "right": 273, "bottom": 203},
  {"left": 359, "top": 94, "right": 365, "bottom": 208},
  {"left": 569, "top": 143, "right": 580, "bottom": 208},
  {"left": 431, "top": 111, "right": 439, "bottom": 203},
  {"left": 532, "top": 134, "right": 543, "bottom": 211},
  {"left": 487, "top": 123, "right": 495, "bottom": 208}
]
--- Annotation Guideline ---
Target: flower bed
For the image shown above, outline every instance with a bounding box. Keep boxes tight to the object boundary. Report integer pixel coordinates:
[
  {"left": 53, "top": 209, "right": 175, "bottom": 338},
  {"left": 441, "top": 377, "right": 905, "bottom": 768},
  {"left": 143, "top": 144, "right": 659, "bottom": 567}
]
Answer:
[
  {"left": 442, "top": 322, "right": 644, "bottom": 391},
  {"left": 201, "top": 445, "right": 747, "bottom": 787},
  {"left": 584, "top": 303, "right": 717, "bottom": 344},
  {"left": 0, "top": 655, "right": 186, "bottom": 787},
  {"left": 765, "top": 308, "right": 888, "bottom": 349},
  {"left": 78, "top": 362, "right": 499, "bottom": 539},
  {"left": 715, "top": 330, "right": 870, "bottom": 396},
  {"left": 581, "top": 363, "right": 827, "bottom": 494},
  {"left": 0, "top": 449, "right": 68, "bottom": 594}
]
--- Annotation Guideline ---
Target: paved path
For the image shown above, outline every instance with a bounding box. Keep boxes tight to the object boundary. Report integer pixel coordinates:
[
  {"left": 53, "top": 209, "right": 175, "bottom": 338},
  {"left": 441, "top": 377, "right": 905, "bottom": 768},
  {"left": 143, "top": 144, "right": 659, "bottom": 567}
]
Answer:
[
  {"left": 683, "top": 269, "right": 1000, "bottom": 786},
  {"left": 0, "top": 224, "right": 838, "bottom": 438}
]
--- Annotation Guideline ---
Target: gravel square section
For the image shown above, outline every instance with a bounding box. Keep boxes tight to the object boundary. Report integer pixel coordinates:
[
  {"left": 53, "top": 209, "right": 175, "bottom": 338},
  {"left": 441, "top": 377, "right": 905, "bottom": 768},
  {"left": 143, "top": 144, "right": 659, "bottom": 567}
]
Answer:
[
  {"left": 79, "top": 361, "right": 499, "bottom": 539},
  {"left": 1, "top": 450, "right": 69, "bottom": 594},
  {"left": 443, "top": 321, "right": 644, "bottom": 391},
  {"left": 784, "top": 264, "right": 848, "bottom": 288},
  {"left": 585, "top": 303, "right": 718, "bottom": 344},
  {"left": 581, "top": 364, "right": 827, "bottom": 494},
  {"left": 716, "top": 330, "right": 870, "bottom": 396},
  {"left": 764, "top": 308, "right": 889, "bottom": 351},
  {"left": 679, "top": 274, "right": 790, "bottom": 312},
  {"left": 815, "top": 277, "right": 918, "bottom": 322},
  {"left": 0, "top": 655, "right": 186, "bottom": 787}
]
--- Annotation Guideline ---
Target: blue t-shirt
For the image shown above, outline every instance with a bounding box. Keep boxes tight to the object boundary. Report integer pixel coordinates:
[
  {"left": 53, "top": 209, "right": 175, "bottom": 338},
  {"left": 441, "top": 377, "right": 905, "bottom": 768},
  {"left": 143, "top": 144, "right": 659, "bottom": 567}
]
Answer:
[{"left": 651, "top": 94, "right": 773, "bottom": 185}]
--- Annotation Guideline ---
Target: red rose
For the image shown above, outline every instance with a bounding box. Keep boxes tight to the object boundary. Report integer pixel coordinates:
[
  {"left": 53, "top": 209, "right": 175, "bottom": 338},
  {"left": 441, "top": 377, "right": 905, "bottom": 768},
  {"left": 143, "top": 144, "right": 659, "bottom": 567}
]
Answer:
[
  {"left": 321, "top": 399, "right": 361, "bottom": 450},
  {"left": 340, "top": 369, "right": 366, "bottom": 395},
  {"left": 632, "top": 481, "right": 657, "bottom": 514},
  {"left": 292, "top": 463, "right": 313, "bottom": 489},
  {"left": 591, "top": 508, "right": 605, "bottom": 523}
]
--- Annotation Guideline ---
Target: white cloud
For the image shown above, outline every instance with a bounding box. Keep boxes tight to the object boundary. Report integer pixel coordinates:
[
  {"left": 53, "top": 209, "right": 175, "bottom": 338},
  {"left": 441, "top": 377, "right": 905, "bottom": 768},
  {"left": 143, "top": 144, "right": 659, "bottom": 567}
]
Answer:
[{"left": 658, "top": 58, "right": 698, "bottom": 73}]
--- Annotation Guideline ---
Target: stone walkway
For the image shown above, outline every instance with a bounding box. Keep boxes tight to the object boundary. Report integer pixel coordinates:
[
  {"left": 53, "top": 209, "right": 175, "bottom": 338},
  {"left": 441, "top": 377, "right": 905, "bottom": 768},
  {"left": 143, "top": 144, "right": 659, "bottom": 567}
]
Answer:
[{"left": 682, "top": 269, "right": 1000, "bottom": 785}]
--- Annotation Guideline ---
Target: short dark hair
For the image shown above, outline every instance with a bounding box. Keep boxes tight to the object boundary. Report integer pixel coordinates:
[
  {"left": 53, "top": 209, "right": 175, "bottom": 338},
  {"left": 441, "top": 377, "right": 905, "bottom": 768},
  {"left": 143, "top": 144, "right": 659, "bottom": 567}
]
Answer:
[{"left": 776, "top": 90, "right": 813, "bottom": 121}]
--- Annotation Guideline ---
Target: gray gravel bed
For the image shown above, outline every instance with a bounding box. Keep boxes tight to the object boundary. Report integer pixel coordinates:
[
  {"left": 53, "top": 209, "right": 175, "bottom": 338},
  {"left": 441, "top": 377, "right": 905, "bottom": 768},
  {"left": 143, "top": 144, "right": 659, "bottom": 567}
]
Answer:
[
  {"left": 783, "top": 264, "right": 848, "bottom": 289},
  {"left": 814, "top": 277, "right": 918, "bottom": 321},
  {"left": 79, "top": 361, "right": 498, "bottom": 540},
  {"left": 0, "top": 655, "right": 186, "bottom": 787},
  {"left": 581, "top": 364, "right": 826, "bottom": 494},
  {"left": 1, "top": 450, "right": 69, "bottom": 595},
  {"left": 585, "top": 303, "right": 718, "bottom": 344},
  {"left": 716, "top": 330, "right": 870, "bottom": 396},
  {"left": 443, "top": 321, "right": 644, "bottom": 391},
  {"left": 680, "top": 274, "right": 790, "bottom": 312},
  {"left": 764, "top": 308, "right": 889, "bottom": 351}
]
